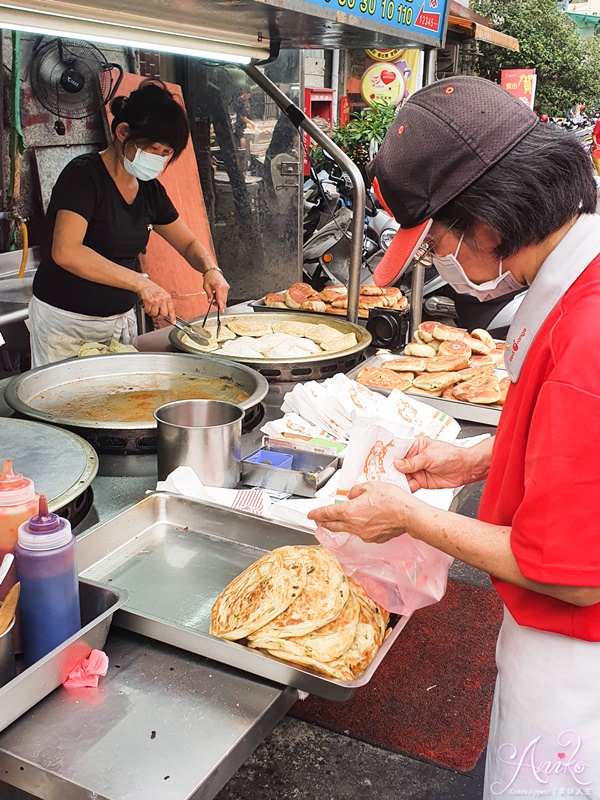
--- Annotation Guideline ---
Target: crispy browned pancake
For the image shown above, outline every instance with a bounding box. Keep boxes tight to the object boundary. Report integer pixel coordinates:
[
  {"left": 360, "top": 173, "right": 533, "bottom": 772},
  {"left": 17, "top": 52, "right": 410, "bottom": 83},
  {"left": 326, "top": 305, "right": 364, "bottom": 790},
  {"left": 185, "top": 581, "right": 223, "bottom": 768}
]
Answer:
[
  {"left": 432, "top": 324, "right": 465, "bottom": 342},
  {"left": 425, "top": 354, "right": 470, "bottom": 372},
  {"left": 452, "top": 375, "right": 502, "bottom": 405},
  {"left": 357, "top": 366, "right": 414, "bottom": 391},
  {"left": 456, "top": 364, "right": 495, "bottom": 382},
  {"left": 438, "top": 340, "right": 471, "bottom": 358},
  {"left": 413, "top": 371, "right": 460, "bottom": 391},
  {"left": 386, "top": 356, "right": 427, "bottom": 373}
]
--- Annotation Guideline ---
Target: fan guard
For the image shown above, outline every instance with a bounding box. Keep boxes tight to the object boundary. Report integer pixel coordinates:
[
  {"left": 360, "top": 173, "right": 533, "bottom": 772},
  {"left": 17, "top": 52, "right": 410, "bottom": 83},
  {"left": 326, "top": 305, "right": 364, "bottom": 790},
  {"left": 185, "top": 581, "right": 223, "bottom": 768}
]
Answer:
[{"left": 30, "top": 38, "right": 123, "bottom": 120}]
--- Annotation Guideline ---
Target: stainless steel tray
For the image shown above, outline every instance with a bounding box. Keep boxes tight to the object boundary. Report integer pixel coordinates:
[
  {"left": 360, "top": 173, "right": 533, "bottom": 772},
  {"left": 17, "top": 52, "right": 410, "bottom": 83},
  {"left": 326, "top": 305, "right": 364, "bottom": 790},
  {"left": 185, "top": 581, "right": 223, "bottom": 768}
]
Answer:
[
  {"left": 169, "top": 312, "right": 372, "bottom": 383},
  {"left": 77, "top": 493, "right": 410, "bottom": 701},
  {"left": 347, "top": 353, "right": 503, "bottom": 426},
  {"left": 0, "top": 579, "right": 127, "bottom": 733},
  {"left": 242, "top": 444, "right": 339, "bottom": 497}
]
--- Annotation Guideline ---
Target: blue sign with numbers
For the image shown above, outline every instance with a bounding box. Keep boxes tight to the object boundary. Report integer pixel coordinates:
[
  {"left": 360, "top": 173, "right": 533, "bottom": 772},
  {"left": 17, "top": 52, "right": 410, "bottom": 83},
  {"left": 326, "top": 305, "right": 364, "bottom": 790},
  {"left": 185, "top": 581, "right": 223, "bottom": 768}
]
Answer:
[{"left": 299, "top": 0, "right": 449, "bottom": 46}]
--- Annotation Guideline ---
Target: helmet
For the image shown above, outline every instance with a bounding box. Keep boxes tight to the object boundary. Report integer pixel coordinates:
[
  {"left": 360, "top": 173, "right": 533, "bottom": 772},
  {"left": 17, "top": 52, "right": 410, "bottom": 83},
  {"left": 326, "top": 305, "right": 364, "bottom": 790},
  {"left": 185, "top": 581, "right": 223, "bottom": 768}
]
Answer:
[{"left": 540, "top": 114, "right": 549, "bottom": 123}]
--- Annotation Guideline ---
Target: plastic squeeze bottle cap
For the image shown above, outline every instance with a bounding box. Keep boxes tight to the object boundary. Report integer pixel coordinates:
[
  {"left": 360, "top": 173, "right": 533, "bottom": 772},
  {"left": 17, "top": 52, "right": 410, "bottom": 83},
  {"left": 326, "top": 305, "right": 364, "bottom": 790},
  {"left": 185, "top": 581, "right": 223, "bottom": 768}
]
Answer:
[
  {"left": 18, "top": 495, "right": 71, "bottom": 551},
  {"left": 0, "top": 460, "right": 35, "bottom": 506}
]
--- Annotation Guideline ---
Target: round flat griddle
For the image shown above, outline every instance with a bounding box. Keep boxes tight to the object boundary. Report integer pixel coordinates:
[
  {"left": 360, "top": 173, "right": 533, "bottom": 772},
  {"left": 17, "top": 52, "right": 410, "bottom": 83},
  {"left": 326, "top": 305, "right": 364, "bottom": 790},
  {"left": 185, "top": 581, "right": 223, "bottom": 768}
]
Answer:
[
  {"left": 169, "top": 312, "right": 372, "bottom": 382},
  {"left": 4, "top": 352, "right": 269, "bottom": 455},
  {"left": 0, "top": 417, "right": 98, "bottom": 513}
]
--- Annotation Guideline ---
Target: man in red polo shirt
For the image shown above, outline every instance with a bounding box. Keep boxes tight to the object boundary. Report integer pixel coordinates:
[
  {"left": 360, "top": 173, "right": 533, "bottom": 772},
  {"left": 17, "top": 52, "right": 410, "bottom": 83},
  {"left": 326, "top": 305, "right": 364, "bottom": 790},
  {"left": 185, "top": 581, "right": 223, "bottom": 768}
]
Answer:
[{"left": 310, "top": 76, "right": 600, "bottom": 796}]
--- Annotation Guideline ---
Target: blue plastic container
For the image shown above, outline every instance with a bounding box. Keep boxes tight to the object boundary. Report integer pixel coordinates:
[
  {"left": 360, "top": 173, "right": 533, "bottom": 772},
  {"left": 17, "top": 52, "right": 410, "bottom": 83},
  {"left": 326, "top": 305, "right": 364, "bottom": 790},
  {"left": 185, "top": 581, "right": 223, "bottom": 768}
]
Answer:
[
  {"left": 14, "top": 495, "right": 81, "bottom": 668},
  {"left": 244, "top": 449, "right": 294, "bottom": 470}
]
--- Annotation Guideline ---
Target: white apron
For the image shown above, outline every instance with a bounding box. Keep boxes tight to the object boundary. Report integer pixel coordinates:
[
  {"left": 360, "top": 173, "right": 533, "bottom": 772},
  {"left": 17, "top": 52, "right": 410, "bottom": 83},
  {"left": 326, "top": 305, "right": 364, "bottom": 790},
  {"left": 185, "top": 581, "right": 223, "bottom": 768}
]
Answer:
[
  {"left": 484, "top": 610, "right": 600, "bottom": 797},
  {"left": 485, "top": 214, "right": 600, "bottom": 796},
  {"left": 28, "top": 296, "right": 137, "bottom": 367}
]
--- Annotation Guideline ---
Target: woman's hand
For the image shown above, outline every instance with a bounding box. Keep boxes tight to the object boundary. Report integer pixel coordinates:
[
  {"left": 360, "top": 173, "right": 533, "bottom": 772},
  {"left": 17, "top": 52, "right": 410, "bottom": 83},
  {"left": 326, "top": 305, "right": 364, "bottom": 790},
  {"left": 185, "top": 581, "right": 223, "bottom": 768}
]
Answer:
[
  {"left": 308, "top": 482, "right": 422, "bottom": 544},
  {"left": 203, "top": 269, "right": 230, "bottom": 311},
  {"left": 137, "top": 278, "right": 175, "bottom": 323},
  {"left": 394, "top": 435, "right": 479, "bottom": 492}
]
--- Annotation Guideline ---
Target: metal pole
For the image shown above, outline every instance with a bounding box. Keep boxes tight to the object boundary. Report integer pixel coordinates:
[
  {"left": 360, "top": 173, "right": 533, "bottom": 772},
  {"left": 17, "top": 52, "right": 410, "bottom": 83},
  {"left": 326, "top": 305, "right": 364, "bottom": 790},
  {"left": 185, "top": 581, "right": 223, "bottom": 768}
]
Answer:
[
  {"left": 408, "top": 47, "right": 437, "bottom": 339},
  {"left": 244, "top": 64, "right": 365, "bottom": 325}
]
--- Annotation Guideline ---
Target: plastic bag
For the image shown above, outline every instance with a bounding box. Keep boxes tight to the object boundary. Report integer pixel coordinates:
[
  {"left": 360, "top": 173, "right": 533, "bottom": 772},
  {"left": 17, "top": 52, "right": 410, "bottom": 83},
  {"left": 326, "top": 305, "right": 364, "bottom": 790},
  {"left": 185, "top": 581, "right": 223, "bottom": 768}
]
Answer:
[
  {"left": 318, "top": 415, "right": 453, "bottom": 615},
  {"left": 315, "top": 526, "right": 453, "bottom": 616}
]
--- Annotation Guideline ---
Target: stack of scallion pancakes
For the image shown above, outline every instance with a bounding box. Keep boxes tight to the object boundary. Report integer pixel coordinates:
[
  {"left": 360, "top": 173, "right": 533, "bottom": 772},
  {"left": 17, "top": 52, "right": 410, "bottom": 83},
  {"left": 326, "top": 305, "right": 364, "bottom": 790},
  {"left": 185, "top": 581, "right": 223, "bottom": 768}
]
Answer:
[{"left": 210, "top": 546, "right": 390, "bottom": 681}]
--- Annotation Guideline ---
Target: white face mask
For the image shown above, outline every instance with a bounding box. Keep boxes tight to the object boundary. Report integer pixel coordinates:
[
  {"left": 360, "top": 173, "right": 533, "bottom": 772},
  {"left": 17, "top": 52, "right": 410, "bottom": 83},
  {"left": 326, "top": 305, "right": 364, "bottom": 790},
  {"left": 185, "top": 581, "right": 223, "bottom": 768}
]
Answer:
[
  {"left": 432, "top": 234, "right": 525, "bottom": 302},
  {"left": 123, "top": 146, "right": 168, "bottom": 181}
]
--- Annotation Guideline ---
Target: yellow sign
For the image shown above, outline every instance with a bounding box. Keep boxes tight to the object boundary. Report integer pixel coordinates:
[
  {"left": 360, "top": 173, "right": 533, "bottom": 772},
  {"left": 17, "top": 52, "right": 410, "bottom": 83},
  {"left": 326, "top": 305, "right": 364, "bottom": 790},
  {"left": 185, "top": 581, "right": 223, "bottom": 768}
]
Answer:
[
  {"left": 360, "top": 63, "right": 405, "bottom": 107},
  {"left": 365, "top": 48, "right": 405, "bottom": 62}
]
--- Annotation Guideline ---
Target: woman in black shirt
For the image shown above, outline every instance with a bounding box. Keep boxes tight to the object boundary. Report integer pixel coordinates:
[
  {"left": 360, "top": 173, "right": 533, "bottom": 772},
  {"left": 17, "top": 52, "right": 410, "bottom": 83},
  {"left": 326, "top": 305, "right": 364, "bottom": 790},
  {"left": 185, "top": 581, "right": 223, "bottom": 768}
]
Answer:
[{"left": 31, "top": 80, "right": 229, "bottom": 366}]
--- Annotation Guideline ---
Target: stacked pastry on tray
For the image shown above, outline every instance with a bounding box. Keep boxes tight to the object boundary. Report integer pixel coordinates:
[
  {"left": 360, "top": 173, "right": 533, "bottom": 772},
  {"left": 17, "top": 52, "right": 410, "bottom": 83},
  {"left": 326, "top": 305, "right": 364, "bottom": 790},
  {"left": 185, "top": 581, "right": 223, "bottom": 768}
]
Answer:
[
  {"left": 265, "top": 282, "right": 407, "bottom": 319},
  {"left": 210, "top": 545, "right": 390, "bottom": 682},
  {"left": 357, "top": 321, "right": 510, "bottom": 407}
]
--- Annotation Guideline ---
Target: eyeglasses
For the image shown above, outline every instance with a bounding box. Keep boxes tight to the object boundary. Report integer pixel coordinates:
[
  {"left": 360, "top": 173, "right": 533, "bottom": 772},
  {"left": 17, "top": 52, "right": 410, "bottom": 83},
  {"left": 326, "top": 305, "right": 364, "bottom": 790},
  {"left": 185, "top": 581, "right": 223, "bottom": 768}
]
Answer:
[{"left": 413, "top": 221, "right": 459, "bottom": 267}]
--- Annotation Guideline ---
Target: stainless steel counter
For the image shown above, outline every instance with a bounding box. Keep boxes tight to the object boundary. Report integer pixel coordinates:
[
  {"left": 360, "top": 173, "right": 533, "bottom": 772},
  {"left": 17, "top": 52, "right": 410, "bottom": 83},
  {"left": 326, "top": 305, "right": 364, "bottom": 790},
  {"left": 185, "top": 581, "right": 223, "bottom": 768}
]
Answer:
[
  {"left": 0, "top": 375, "right": 299, "bottom": 800},
  {"left": 0, "top": 361, "right": 491, "bottom": 799}
]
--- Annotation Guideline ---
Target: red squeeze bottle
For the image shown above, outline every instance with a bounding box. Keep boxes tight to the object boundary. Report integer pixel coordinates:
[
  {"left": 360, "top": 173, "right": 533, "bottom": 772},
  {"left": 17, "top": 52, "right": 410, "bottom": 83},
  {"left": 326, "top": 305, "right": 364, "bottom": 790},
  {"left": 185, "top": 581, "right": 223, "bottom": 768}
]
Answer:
[{"left": 0, "top": 460, "right": 39, "bottom": 652}]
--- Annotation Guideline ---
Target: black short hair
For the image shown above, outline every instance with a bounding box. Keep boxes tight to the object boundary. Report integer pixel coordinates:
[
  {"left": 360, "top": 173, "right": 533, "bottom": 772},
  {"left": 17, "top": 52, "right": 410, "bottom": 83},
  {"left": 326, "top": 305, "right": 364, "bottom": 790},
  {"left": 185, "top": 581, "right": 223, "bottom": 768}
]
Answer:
[
  {"left": 432, "top": 123, "right": 597, "bottom": 260},
  {"left": 110, "top": 80, "right": 189, "bottom": 162}
]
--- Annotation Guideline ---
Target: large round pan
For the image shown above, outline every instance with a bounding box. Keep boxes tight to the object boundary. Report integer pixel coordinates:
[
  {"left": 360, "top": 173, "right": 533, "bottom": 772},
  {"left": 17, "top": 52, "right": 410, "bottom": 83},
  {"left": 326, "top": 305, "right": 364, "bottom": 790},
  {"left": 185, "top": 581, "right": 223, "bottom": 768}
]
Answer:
[
  {"left": 4, "top": 353, "right": 269, "bottom": 454},
  {"left": 169, "top": 312, "right": 372, "bottom": 382}
]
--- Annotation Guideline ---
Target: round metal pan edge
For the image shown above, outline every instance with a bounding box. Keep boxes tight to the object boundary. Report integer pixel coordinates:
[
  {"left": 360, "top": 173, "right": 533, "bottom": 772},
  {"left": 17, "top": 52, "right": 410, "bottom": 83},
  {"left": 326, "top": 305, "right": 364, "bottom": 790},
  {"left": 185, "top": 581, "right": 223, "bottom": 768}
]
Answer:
[
  {"left": 168, "top": 311, "right": 372, "bottom": 366},
  {"left": 4, "top": 352, "right": 269, "bottom": 431}
]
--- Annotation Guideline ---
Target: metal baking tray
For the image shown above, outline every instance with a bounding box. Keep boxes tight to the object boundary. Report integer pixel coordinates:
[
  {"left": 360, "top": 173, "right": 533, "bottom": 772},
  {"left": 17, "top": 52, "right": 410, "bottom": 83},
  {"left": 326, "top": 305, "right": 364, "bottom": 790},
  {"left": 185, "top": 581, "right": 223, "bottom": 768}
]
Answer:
[
  {"left": 242, "top": 443, "right": 339, "bottom": 497},
  {"left": 347, "top": 352, "right": 503, "bottom": 426},
  {"left": 0, "top": 579, "right": 127, "bottom": 733},
  {"left": 250, "top": 296, "right": 371, "bottom": 321},
  {"left": 77, "top": 492, "right": 410, "bottom": 701},
  {"left": 169, "top": 312, "right": 372, "bottom": 383}
]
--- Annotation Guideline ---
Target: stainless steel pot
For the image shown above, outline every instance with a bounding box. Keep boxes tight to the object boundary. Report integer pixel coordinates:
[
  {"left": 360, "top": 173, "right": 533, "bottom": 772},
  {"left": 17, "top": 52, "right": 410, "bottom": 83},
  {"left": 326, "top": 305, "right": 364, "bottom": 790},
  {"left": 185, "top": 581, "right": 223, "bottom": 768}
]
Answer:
[{"left": 155, "top": 400, "right": 244, "bottom": 487}]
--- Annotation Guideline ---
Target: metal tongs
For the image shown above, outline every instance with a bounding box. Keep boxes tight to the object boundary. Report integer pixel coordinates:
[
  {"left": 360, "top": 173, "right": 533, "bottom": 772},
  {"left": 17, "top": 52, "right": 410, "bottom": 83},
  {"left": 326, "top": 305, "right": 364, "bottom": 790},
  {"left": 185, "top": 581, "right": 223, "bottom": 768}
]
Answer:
[
  {"left": 200, "top": 297, "right": 221, "bottom": 339},
  {"left": 171, "top": 316, "right": 209, "bottom": 347}
]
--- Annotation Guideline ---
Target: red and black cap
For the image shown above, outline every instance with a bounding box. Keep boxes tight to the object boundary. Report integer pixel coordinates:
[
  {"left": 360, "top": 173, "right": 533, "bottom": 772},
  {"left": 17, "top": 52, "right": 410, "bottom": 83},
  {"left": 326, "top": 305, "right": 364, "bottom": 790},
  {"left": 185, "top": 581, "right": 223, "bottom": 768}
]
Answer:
[{"left": 367, "top": 76, "right": 539, "bottom": 286}]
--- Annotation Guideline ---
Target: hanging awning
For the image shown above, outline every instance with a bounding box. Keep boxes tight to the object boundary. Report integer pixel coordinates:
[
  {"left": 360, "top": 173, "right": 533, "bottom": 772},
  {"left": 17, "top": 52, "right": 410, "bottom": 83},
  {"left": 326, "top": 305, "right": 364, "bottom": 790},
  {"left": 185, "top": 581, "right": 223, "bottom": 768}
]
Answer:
[
  {"left": 447, "top": 14, "right": 520, "bottom": 52},
  {"left": 0, "top": 0, "right": 451, "bottom": 63}
]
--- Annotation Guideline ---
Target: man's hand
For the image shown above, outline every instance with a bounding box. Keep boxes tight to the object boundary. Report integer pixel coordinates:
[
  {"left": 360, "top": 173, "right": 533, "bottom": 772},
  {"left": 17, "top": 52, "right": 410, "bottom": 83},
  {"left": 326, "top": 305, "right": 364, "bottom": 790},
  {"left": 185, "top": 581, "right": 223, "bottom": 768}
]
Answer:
[
  {"left": 203, "top": 269, "right": 230, "bottom": 312},
  {"left": 394, "top": 435, "right": 483, "bottom": 492},
  {"left": 308, "top": 482, "right": 423, "bottom": 543}
]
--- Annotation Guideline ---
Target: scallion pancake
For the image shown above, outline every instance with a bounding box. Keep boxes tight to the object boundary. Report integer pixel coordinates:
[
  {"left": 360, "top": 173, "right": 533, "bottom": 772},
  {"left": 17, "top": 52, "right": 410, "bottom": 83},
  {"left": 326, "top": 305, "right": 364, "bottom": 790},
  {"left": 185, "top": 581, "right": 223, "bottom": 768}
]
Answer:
[
  {"left": 210, "top": 546, "right": 307, "bottom": 641},
  {"left": 247, "top": 546, "right": 349, "bottom": 640}
]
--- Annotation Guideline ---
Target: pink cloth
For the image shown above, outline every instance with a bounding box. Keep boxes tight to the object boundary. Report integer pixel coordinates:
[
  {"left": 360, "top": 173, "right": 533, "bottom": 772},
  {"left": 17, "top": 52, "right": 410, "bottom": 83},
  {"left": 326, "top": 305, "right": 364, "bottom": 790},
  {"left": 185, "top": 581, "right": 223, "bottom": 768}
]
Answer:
[{"left": 63, "top": 649, "right": 109, "bottom": 688}]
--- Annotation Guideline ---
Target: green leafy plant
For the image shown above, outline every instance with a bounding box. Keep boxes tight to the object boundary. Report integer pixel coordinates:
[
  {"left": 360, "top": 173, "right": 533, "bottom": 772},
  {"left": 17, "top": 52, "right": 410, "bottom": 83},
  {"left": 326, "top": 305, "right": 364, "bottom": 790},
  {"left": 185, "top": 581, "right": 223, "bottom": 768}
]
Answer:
[{"left": 310, "top": 100, "right": 397, "bottom": 171}]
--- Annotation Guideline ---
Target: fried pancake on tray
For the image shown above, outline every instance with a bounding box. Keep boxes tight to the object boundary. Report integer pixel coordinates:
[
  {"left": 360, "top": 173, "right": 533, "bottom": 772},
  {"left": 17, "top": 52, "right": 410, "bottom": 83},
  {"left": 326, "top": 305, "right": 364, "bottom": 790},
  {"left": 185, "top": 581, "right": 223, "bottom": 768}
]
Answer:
[
  {"left": 249, "top": 584, "right": 360, "bottom": 662},
  {"left": 497, "top": 376, "right": 511, "bottom": 406},
  {"left": 468, "top": 354, "right": 496, "bottom": 368},
  {"left": 385, "top": 356, "right": 427, "bottom": 373},
  {"left": 264, "top": 293, "right": 288, "bottom": 309},
  {"left": 359, "top": 285, "right": 385, "bottom": 296},
  {"left": 425, "top": 354, "right": 470, "bottom": 372},
  {"left": 357, "top": 366, "right": 414, "bottom": 391},
  {"left": 263, "top": 589, "right": 385, "bottom": 681},
  {"left": 350, "top": 579, "right": 389, "bottom": 644},
  {"left": 455, "top": 364, "right": 495, "bottom": 381},
  {"left": 404, "top": 343, "right": 437, "bottom": 358},
  {"left": 438, "top": 340, "right": 471, "bottom": 358},
  {"left": 432, "top": 323, "right": 465, "bottom": 342},
  {"left": 417, "top": 320, "right": 439, "bottom": 342},
  {"left": 408, "top": 386, "right": 444, "bottom": 398},
  {"left": 210, "top": 546, "right": 307, "bottom": 640},
  {"left": 452, "top": 375, "right": 502, "bottom": 405},
  {"left": 300, "top": 299, "right": 327, "bottom": 313},
  {"left": 463, "top": 335, "right": 491, "bottom": 355},
  {"left": 442, "top": 385, "right": 456, "bottom": 399},
  {"left": 247, "top": 547, "right": 349, "bottom": 640},
  {"left": 413, "top": 371, "right": 461, "bottom": 392},
  {"left": 284, "top": 282, "right": 319, "bottom": 310},
  {"left": 180, "top": 334, "right": 219, "bottom": 352},
  {"left": 319, "top": 286, "right": 347, "bottom": 304},
  {"left": 471, "top": 328, "right": 495, "bottom": 351}
]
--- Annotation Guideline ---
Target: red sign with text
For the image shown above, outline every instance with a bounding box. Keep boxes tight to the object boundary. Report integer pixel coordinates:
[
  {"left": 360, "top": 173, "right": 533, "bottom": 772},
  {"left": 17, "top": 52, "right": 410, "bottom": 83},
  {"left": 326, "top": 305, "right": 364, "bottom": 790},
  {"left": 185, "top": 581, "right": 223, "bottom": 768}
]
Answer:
[{"left": 501, "top": 69, "right": 537, "bottom": 110}]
